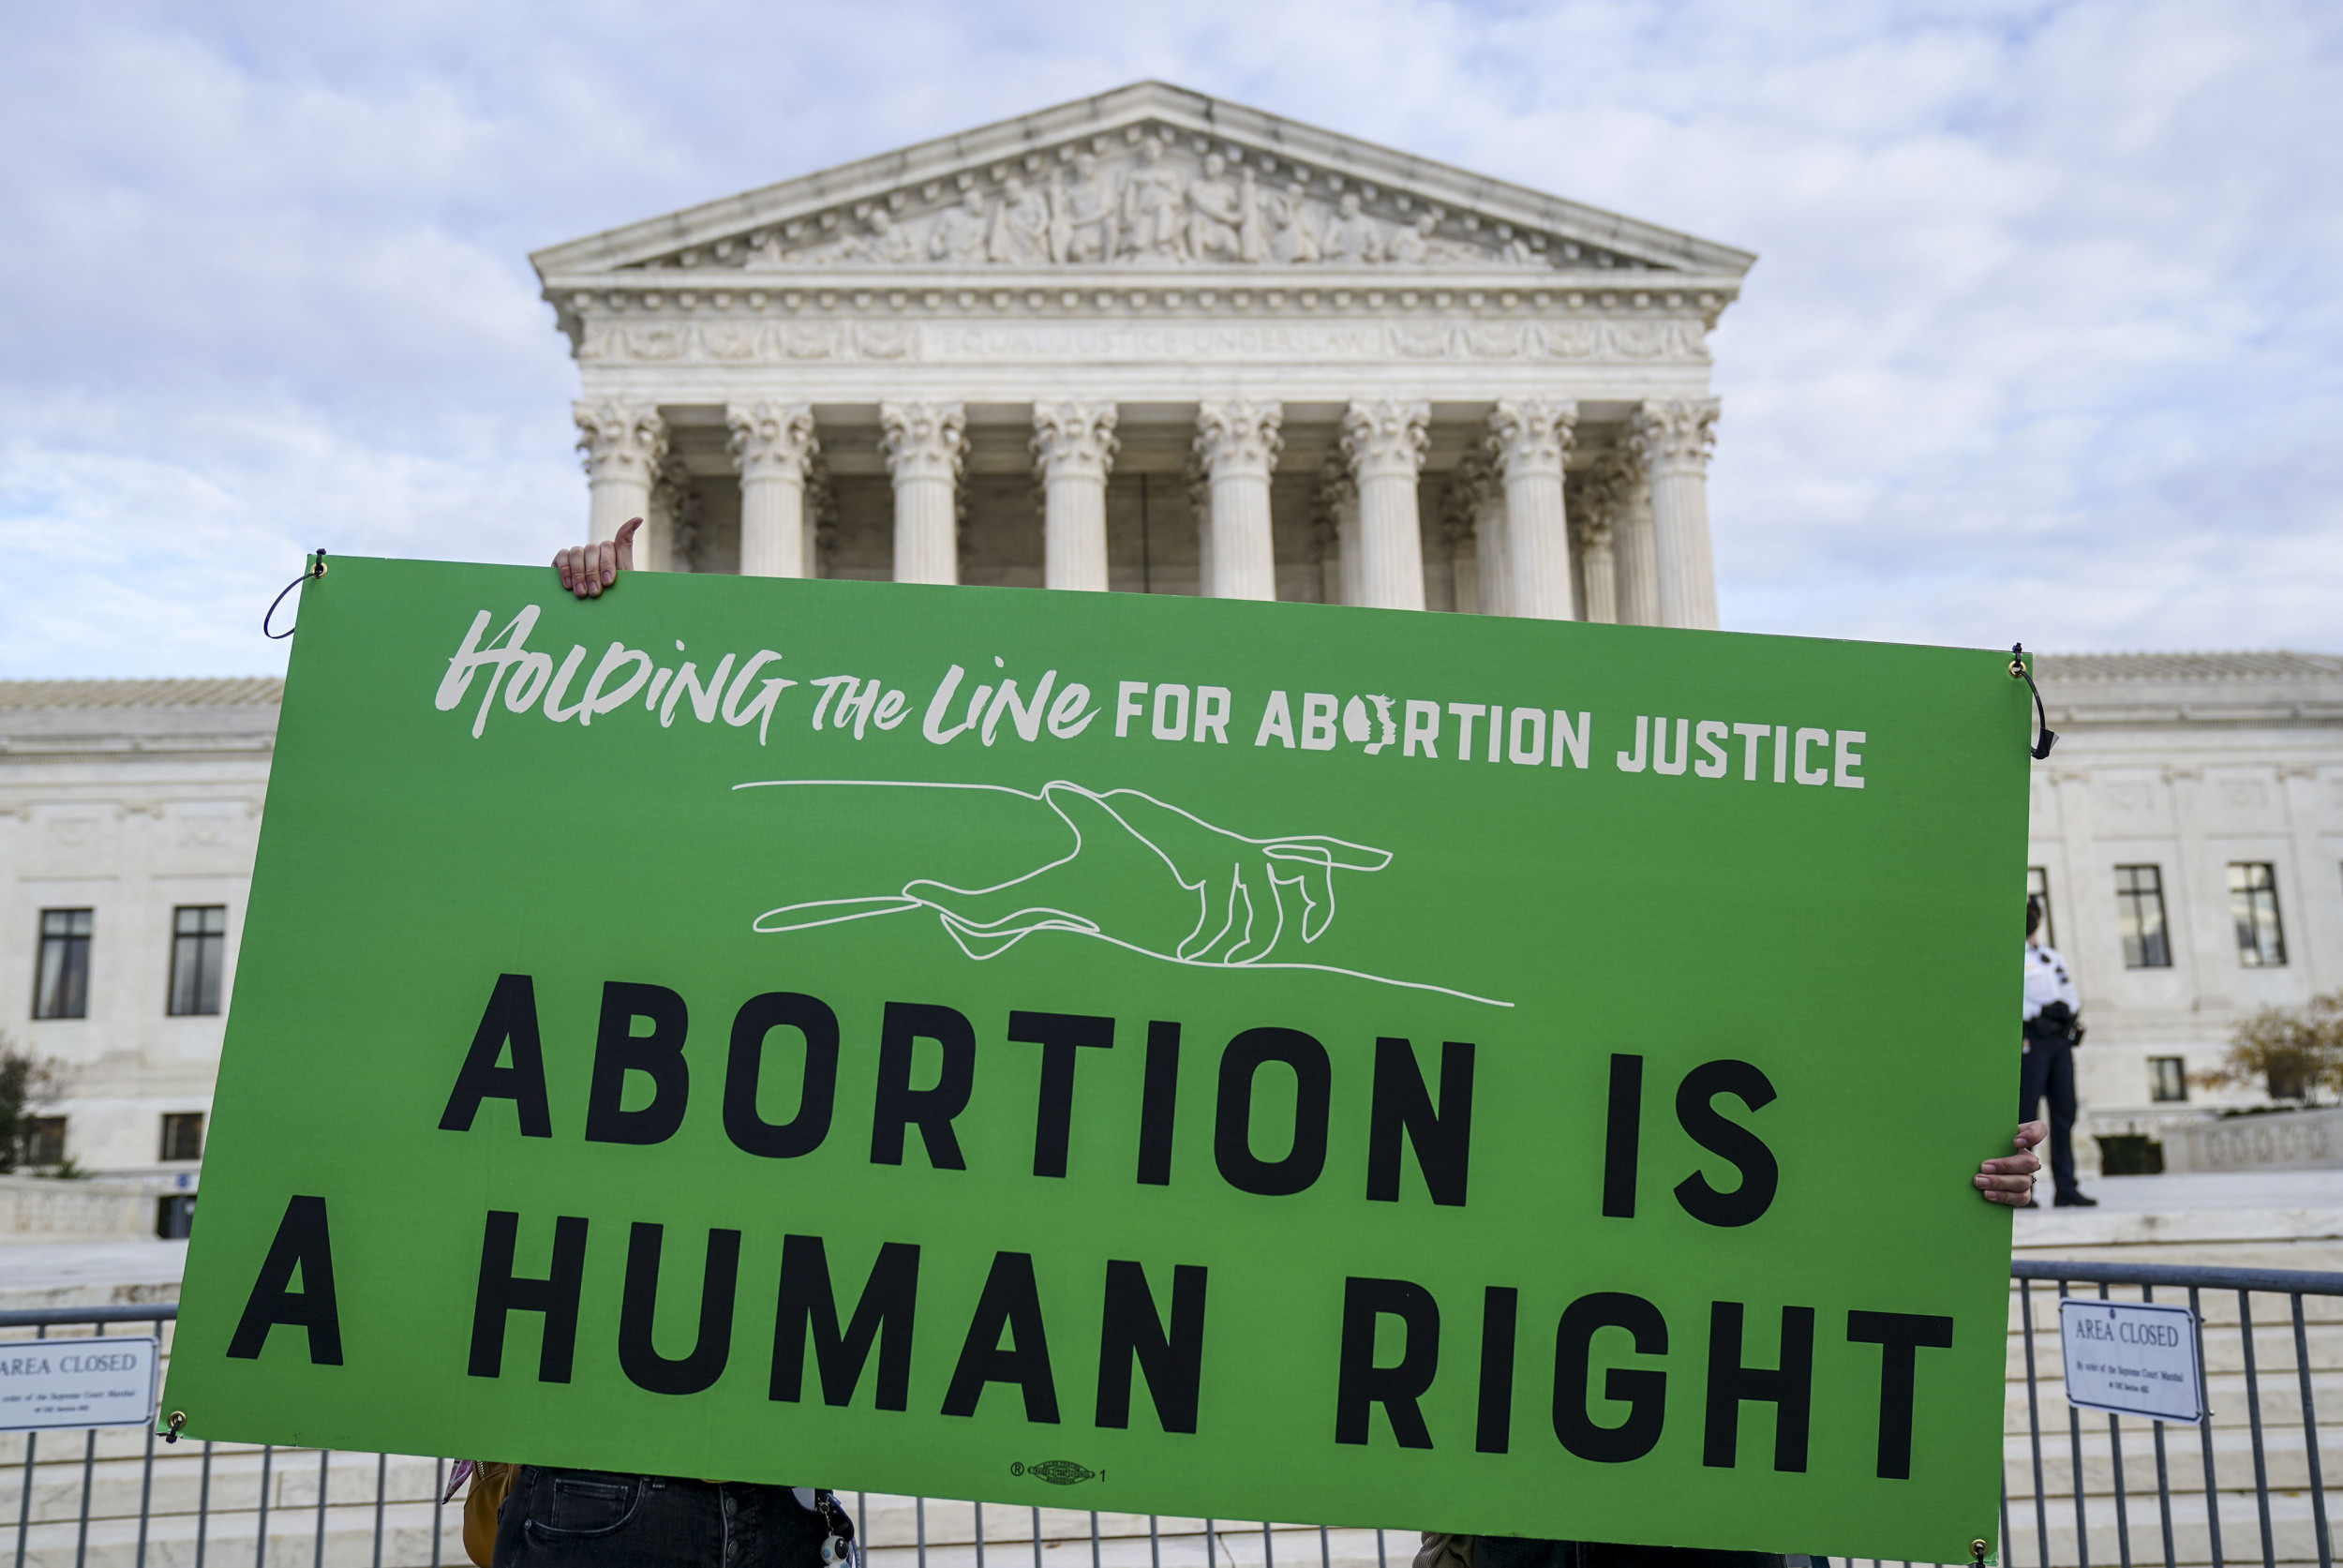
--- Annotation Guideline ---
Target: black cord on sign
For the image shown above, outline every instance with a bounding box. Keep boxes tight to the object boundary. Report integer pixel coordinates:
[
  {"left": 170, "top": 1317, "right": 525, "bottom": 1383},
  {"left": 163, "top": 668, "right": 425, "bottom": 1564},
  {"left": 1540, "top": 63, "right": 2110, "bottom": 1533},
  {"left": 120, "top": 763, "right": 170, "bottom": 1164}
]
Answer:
[
  {"left": 2009, "top": 643, "right": 2058, "bottom": 760},
  {"left": 262, "top": 549, "right": 329, "bottom": 639}
]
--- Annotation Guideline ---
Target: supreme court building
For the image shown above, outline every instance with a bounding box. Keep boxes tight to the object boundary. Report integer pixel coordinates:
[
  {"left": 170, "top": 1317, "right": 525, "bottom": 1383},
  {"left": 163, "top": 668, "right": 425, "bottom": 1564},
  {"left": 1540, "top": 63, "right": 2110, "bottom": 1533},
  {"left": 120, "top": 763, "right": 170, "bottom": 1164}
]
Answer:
[
  {"left": 529, "top": 82, "right": 1751, "bottom": 622},
  {"left": 5, "top": 84, "right": 2337, "bottom": 1210}
]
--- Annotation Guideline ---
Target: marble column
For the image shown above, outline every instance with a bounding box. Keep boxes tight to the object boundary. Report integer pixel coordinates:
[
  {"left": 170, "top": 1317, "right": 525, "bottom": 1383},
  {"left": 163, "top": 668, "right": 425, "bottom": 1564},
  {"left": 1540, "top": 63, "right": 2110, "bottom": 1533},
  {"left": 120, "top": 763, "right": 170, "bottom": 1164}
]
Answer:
[
  {"left": 1576, "top": 513, "right": 1619, "bottom": 624},
  {"left": 726, "top": 401, "right": 819, "bottom": 578},
  {"left": 641, "top": 455, "right": 691, "bottom": 573},
  {"left": 1452, "top": 454, "right": 1507, "bottom": 618},
  {"left": 1031, "top": 401, "right": 1119, "bottom": 591},
  {"left": 574, "top": 400, "right": 666, "bottom": 557},
  {"left": 1599, "top": 449, "right": 1661, "bottom": 626},
  {"left": 1630, "top": 398, "right": 1722, "bottom": 630},
  {"left": 1193, "top": 399, "right": 1283, "bottom": 601},
  {"left": 879, "top": 400, "right": 967, "bottom": 586},
  {"left": 1438, "top": 478, "right": 1479, "bottom": 614},
  {"left": 1316, "top": 453, "right": 1361, "bottom": 607},
  {"left": 1487, "top": 398, "right": 1577, "bottom": 620},
  {"left": 1340, "top": 399, "right": 1430, "bottom": 611}
]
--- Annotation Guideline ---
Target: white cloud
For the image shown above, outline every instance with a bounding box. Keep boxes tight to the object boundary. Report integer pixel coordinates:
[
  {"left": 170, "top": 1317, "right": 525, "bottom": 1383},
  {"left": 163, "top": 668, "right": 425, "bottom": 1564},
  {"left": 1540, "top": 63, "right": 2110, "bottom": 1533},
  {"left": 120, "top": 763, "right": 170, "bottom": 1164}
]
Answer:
[{"left": 0, "top": 0, "right": 2336, "bottom": 676}]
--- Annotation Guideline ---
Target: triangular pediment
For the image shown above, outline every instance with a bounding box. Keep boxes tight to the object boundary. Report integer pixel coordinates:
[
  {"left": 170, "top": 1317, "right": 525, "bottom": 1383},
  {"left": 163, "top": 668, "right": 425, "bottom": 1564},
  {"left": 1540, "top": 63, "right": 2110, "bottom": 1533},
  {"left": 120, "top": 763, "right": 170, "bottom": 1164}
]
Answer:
[{"left": 531, "top": 82, "right": 1754, "bottom": 283}]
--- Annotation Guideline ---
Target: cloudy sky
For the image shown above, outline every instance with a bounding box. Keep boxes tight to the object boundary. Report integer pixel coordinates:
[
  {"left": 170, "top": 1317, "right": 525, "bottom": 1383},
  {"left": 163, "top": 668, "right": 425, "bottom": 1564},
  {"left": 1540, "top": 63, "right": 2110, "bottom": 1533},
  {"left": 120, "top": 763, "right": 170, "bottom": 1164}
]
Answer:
[{"left": 2, "top": 0, "right": 2336, "bottom": 678}]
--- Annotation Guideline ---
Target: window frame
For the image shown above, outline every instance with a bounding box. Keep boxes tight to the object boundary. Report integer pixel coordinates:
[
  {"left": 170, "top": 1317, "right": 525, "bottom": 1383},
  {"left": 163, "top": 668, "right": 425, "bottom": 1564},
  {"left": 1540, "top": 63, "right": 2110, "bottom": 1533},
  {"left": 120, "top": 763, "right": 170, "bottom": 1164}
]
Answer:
[
  {"left": 21, "top": 1116, "right": 67, "bottom": 1168},
  {"left": 159, "top": 1112, "right": 206, "bottom": 1163},
  {"left": 33, "top": 907, "right": 94, "bottom": 1021},
  {"left": 2148, "top": 1056, "right": 2188, "bottom": 1103},
  {"left": 2227, "top": 862, "right": 2288, "bottom": 968},
  {"left": 2113, "top": 864, "right": 2173, "bottom": 969},
  {"left": 2026, "top": 867, "right": 2055, "bottom": 948},
  {"left": 167, "top": 904, "right": 229, "bottom": 1017}
]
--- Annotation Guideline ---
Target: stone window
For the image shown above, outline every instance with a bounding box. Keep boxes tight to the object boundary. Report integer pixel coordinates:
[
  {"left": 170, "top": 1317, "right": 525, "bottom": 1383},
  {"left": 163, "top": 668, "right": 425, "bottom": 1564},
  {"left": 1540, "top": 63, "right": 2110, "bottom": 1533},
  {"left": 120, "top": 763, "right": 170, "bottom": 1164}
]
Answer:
[
  {"left": 21, "top": 1115, "right": 67, "bottom": 1168},
  {"left": 2113, "top": 865, "right": 2171, "bottom": 968},
  {"left": 2228, "top": 862, "right": 2287, "bottom": 967},
  {"left": 33, "top": 908, "right": 93, "bottom": 1020},
  {"left": 168, "top": 905, "right": 228, "bottom": 1016},
  {"left": 2148, "top": 1056, "right": 2188, "bottom": 1103},
  {"left": 2026, "top": 866, "right": 2055, "bottom": 948},
  {"left": 160, "top": 1112, "right": 205, "bottom": 1162}
]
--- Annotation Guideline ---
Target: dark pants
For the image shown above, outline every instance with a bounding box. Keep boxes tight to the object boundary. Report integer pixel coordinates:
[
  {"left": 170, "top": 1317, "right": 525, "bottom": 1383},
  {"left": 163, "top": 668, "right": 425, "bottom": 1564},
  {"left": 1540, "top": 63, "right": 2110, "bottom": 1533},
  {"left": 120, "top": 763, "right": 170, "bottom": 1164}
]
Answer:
[
  {"left": 493, "top": 1468, "right": 831, "bottom": 1568},
  {"left": 1475, "top": 1539, "right": 1808, "bottom": 1568},
  {"left": 2019, "top": 1029, "right": 2080, "bottom": 1199}
]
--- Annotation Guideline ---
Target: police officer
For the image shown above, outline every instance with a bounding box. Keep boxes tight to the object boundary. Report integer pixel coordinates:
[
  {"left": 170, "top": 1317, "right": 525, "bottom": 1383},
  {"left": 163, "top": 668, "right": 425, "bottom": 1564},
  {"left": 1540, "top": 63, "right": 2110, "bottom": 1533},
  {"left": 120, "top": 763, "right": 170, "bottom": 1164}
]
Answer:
[{"left": 2022, "top": 897, "right": 2094, "bottom": 1208}]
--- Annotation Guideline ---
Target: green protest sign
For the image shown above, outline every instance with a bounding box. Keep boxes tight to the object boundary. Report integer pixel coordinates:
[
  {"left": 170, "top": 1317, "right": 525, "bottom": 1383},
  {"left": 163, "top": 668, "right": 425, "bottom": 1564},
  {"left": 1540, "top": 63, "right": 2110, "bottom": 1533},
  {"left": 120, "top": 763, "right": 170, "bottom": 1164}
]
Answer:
[{"left": 166, "top": 558, "right": 2031, "bottom": 1562}]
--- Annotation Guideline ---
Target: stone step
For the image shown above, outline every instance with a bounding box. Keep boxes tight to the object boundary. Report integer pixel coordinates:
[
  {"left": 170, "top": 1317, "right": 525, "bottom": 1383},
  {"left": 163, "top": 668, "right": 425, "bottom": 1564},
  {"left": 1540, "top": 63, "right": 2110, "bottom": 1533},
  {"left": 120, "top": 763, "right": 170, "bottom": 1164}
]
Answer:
[
  {"left": 2001, "top": 1366, "right": 2343, "bottom": 1430},
  {"left": 2, "top": 1449, "right": 448, "bottom": 1530},
  {"left": 2000, "top": 1421, "right": 2328, "bottom": 1496},
  {"left": 1996, "top": 1483, "right": 2331, "bottom": 1568}
]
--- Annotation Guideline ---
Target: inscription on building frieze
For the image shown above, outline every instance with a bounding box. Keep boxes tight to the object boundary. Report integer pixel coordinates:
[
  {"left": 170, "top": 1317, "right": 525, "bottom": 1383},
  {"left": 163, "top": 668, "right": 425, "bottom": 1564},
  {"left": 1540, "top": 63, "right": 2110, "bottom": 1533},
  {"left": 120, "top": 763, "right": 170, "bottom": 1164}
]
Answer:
[{"left": 576, "top": 316, "right": 1709, "bottom": 366}]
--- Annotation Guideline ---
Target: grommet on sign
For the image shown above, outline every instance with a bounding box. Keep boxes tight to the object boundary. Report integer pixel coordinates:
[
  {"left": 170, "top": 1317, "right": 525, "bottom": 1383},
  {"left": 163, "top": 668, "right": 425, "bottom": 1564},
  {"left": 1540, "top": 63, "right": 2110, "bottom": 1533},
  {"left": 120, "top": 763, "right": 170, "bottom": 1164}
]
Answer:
[
  {"left": 1970, "top": 1538, "right": 1990, "bottom": 1566},
  {"left": 163, "top": 1411, "right": 187, "bottom": 1444},
  {"left": 2008, "top": 643, "right": 2058, "bottom": 760},
  {"left": 262, "top": 548, "right": 330, "bottom": 640}
]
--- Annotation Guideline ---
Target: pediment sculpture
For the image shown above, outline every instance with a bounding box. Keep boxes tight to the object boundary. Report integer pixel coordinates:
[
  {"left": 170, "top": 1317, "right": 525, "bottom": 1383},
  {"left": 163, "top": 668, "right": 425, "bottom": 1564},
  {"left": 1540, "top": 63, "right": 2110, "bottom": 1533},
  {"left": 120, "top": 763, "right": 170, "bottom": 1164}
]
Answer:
[{"left": 627, "top": 133, "right": 1670, "bottom": 275}]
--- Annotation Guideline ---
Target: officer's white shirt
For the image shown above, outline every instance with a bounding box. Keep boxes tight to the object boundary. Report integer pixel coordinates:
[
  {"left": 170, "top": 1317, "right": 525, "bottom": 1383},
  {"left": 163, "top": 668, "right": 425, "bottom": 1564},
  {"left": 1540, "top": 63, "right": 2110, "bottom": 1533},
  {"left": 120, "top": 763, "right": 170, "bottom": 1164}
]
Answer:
[{"left": 2022, "top": 941, "right": 2081, "bottom": 1022}]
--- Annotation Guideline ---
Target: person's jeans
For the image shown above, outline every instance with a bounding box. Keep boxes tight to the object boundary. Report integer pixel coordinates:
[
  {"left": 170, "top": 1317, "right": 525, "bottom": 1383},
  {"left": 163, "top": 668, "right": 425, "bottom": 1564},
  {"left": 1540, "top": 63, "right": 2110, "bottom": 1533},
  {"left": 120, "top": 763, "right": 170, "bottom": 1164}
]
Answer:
[
  {"left": 492, "top": 1468, "right": 830, "bottom": 1568},
  {"left": 1474, "top": 1539, "right": 1809, "bottom": 1568}
]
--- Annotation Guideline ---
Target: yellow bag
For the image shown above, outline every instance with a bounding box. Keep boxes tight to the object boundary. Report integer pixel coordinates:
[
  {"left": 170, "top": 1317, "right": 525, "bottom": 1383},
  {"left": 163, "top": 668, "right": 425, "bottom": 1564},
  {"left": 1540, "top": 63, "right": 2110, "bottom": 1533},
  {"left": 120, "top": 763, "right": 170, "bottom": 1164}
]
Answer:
[{"left": 462, "top": 1463, "right": 518, "bottom": 1568}]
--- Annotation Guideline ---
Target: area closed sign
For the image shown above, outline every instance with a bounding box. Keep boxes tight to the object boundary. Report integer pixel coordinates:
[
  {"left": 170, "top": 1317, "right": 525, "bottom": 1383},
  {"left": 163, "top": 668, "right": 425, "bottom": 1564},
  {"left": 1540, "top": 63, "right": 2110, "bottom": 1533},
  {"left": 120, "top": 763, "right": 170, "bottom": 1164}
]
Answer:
[{"left": 164, "top": 560, "right": 2031, "bottom": 1562}]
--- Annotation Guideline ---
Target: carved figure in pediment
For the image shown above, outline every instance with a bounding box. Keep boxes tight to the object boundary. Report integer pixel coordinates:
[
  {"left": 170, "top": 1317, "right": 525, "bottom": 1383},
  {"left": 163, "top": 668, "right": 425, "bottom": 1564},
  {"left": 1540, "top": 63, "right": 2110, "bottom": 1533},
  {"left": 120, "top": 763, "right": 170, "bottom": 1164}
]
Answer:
[
  {"left": 1186, "top": 154, "right": 1248, "bottom": 263},
  {"left": 1323, "top": 193, "right": 1385, "bottom": 264},
  {"left": 1386, "top": 212, "right": 1437, "bottom": 265},
  {"left": 1123, "top": 139, "right": 1189, "bottom": 261},
  {"left": 988, "top": 176, "right": 1050, "bottom": 265},
  {"left": 1056, "top": 154, "right": 1120, "bottom": 263},
  {"left": 929, "top": 189, "right": 990, "bottom": 263},
  {"left": 1265, "top": 180, "right": 1321, "bottom": 264},
  {"left": 1236, "top": 168, "right": 1270, "bottom": 263},
  {"left": 850, "top": 208, "right": 920, "bottom": 265}
]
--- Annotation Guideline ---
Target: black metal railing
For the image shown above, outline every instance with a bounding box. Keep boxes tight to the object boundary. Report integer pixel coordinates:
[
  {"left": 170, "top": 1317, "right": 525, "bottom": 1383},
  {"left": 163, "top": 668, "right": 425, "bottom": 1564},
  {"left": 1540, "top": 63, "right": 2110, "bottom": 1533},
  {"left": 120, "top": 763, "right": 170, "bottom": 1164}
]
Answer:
[{"left": 5, "top": 1261, "right": 2336, "bottom": 1568}]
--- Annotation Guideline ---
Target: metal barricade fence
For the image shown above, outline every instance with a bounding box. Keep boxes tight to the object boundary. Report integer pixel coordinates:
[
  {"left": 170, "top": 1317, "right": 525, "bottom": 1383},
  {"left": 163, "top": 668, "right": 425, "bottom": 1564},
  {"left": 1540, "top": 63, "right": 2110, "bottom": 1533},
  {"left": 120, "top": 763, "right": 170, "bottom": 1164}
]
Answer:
[{"left": 4, "top": 1261, "right": 2335, "bottom": 1568}]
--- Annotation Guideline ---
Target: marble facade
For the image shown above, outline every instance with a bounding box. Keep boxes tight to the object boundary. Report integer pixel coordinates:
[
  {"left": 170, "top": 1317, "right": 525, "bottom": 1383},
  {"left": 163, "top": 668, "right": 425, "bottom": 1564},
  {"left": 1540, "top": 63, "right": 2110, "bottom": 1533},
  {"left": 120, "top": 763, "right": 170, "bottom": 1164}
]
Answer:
[{"left": 530, "top": 82, "right": 1754, "bottom": 622}]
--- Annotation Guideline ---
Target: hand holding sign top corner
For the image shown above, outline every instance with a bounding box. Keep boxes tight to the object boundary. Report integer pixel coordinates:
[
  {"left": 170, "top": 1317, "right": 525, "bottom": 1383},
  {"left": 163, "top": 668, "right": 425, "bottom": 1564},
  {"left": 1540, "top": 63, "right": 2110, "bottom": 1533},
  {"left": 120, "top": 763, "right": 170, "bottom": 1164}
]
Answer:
[{"left": 552, "top": 516, "right": 640, "bottom": 599}]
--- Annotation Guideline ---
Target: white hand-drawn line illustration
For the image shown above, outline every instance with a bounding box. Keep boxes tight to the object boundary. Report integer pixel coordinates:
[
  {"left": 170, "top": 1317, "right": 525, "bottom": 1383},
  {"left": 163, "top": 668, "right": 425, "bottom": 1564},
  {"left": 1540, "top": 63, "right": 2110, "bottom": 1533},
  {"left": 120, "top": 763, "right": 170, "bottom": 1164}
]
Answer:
[{"left": 736, "top": 779, "right": 1513, "bottom": 1008}]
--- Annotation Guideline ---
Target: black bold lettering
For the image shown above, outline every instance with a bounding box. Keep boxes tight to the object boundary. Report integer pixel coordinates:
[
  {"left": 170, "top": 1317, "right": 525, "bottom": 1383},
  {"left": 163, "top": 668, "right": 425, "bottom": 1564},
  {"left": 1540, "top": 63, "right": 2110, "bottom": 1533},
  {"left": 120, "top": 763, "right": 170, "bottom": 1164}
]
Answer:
[
  {"left": 1602, "top": 1053, "right": 1642, "bottom": 1218},
  {"left": 871, "top": 1002, "right": 976, "bottom": 1169},
  {"left": 1214, "top": 1027, "right": 1330, "bottom": 1197},
  {"left": 584, "top": 982, "right": 691, "bottom": 1145},
  {"left": 438, "top": 974, "right": 552, "bottom": 1138},
  {"left": 724, "top": 993, "right": 839, "bottom": 1159},
  {"left": 1095, "top": 1260, "right": 1208, "bottom": 1433},
  {"left": 1846, "top": 1309, "right": 1955, "bottom": 1479},
  {"left": 1366, "top": 1038, "right": 1474, "bottom": 1205},
  {"left": 1703, "top": 1301, "right": 1814, "bottom": 1471},
  {"left": 226, "top": 1195, "right": 344, "bottom": 1365},
  {"left": 940, "top": 1251, "right": 1059, "bottom": 1422},
  {"left": 1672, "top": 1059, "right": 1779, "bottom": 1228},
  {"left": 467, "top": 1210, "right": 589, "bottom": 1381},
  {"left": 1006, "top": 1010, "right": 1114, "bottom": 1178},
  {"left": 770, "top": 1235, "right": 920, "bottom": 1411},
  {"left": 1552, "top": 1292, "right": 1667, "bottom": 1463},
  {"left": 618, "top": 1223, "right": 741, "bottom": 1396},
  {"left": 1333, "top": 1277, "right": 1439, "bottom": 1448},
  {"left": 1475, "top": 1286, "right": 1517, "bottom": 1454},
  {"left": 1136, "top": 1020, "right": 1180, "bottom": 1186}
]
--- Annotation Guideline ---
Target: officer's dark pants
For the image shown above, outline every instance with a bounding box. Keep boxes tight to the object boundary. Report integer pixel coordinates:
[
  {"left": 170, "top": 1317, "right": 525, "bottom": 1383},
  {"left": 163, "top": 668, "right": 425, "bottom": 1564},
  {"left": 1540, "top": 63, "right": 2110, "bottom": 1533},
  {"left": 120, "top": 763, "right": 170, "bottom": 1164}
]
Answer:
[
  {"left": 493, "top": 1468, "right": 829, "bottom": 1568},
  {"left": 2018, "top": 1030, "right": 2079, "bottom": 1200},
  {"left": 1475, "top": 1540, "right": 1808, "bottom": 1568}
]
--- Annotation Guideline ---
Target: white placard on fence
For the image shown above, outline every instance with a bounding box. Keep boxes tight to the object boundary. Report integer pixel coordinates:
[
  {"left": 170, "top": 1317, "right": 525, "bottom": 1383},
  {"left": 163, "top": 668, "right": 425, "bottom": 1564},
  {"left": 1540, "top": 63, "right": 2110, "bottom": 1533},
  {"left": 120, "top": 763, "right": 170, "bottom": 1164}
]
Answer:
[
  {"left": 0, "top": 1337, "right": 160, "bottom": 1432},
  {"left": 2058, "top": 1298, "right": 2203, "bottom": 1424}
]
